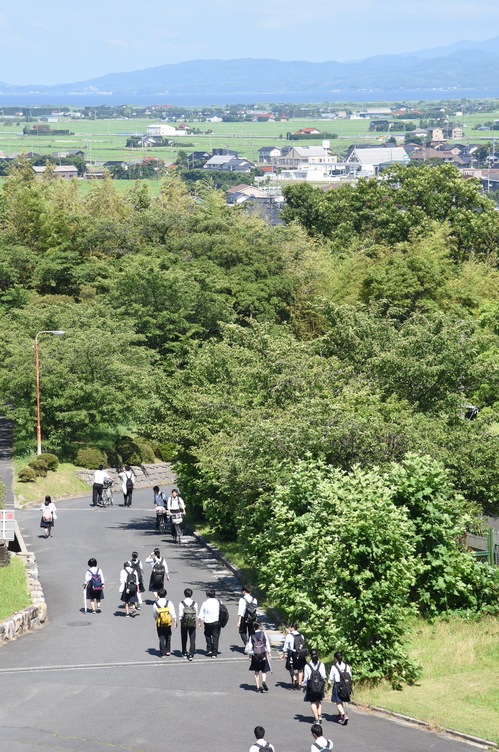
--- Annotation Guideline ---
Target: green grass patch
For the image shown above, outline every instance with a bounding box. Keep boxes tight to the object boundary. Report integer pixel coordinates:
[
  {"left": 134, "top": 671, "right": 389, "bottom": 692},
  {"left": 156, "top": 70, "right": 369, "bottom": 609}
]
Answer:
[
  {"left": 191, "top": 523, "right": 259, "bottom": 586},
  {"left": 0, "top": 556, "right": 30, "bottom": 621},
  {"left": 355, "top": 616, "right": 499, "bottom": 743},
  {"left": 14, "top": 455, "right": 90, "bottom": 506}
]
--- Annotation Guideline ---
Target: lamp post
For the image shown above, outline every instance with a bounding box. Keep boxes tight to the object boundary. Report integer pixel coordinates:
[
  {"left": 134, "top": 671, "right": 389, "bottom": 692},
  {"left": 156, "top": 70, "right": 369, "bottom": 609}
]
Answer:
[{"left": 35, "top": 330, "right": 65, "bottom": 455}]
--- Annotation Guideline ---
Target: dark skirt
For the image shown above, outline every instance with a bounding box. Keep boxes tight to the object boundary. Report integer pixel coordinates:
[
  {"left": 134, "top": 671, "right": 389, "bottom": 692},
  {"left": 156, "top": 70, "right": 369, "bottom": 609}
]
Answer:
[
  {"left": 86, "top": 585, "right": 104, "bottom": 600},
  {"left": 332, "top": 681, "right": 349, "bottom": 703},
  {"left": 121, "top": 589, "right": 138, "bottom": 604},
  {"left": 286, "top": 654, "right": 306, "bottom": 672},
  {"left": 149, "top": 574, "right": 165, "bottom": 592},
  {"left": 40, "top": 518, "right": 54, "bottom": 528},
  {"left": 305, "top": 688, "right": 324, "bottom": 703},
  {"left": 249, "top": 656, "right": 270, "bottom": 672}
]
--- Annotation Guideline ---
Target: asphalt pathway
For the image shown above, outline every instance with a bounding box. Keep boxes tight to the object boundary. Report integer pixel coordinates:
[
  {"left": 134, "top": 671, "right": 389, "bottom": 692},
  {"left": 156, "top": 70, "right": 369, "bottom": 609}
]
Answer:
[{"left": 0, "top": 487, "right": 482, "bottom": 752}]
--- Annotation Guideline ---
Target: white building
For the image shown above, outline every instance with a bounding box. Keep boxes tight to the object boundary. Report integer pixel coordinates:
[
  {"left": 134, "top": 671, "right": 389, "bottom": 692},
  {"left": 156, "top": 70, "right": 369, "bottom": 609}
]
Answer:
[
  {"left": 146, "top": 123, "right": 187, "bottom": 137},
  {"left": 345, "top": 146, "right": 408, "bottom": 172}
]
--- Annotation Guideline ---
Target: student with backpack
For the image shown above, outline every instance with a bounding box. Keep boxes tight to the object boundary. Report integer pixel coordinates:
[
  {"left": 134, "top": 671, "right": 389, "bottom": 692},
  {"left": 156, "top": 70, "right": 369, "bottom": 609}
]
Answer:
[
  {"left": 118, "top": 465, "right": 135, "bottom": 507},
  {"left": 40, "top": 496, "right": 57, "bottom": 538},
  {"left": 247, "top": 620, "right": 272, "bottom": 693},
  {"left": 119, "top": 562, "right": 140, "bottom": 617},
  {"left": 310, "top": 723, "right": 333, "bottom": 752},
  {"left": 126, "top": 552, "right": 145, "bottom": 610},
  {"left": 179, "top": 588, "right": 198, "bottom": 660},
  {"left": 237, "top": 585, "right": 258, "bottom": 646},
  {"left": 281, "top": 622, "right": 307, "bottom": 689},
  {"left": 328, "top": 651, "right": 352, "bottom": 726},
  {"left": 198, "top": 589, "right": 224, "bottom": 657},
  {"left": 249, "top": 726, "right": 275, "bottom": 752},
  {"left": 153, "top": 588, "right": 177, "bottom": 657},
  {"left": 83, "top": 558, "right": 105, "bottom": 613},
  {"left": 145, "top": 548, "right": 170, "bottom": 597},
  {"left": 302, "top": 649, "right": 326, "bottom": 722}
]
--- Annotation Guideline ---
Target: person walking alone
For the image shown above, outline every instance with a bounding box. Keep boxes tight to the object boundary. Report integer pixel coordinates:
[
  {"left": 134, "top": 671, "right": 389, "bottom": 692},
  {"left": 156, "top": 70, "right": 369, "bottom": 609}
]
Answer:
[
  {"left": 247, "top": 620, "right": 272, "bottom": 693},
  {"left": 40, "top": 495, "right": 57, "bottom": 538},
  {"left": 83, "top": 558, "right": 105, "bottom": 614},
  {"left": 119, "top": 465, "right": 135, "bottom": 507},
  {"left": 145, "top": 548, "right": 170, "bottom": 598}
]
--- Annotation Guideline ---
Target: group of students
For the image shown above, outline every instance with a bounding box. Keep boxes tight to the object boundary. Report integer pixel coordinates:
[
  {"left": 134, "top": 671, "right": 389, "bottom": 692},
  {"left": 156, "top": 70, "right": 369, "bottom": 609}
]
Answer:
[{"left": 249, "top": 722, "right": 337, "bottom": 752}]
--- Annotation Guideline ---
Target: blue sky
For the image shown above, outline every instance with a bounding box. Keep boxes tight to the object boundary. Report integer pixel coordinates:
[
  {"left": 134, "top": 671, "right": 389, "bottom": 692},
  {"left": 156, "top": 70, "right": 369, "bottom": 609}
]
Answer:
[{"left": 2, "top": 0, "right": 499, "bottom": 85}]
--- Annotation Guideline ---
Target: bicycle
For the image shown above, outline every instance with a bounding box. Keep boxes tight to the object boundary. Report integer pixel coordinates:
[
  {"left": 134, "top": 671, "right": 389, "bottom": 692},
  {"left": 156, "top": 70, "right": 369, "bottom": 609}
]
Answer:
[
  {"left": 170, "top": 512, "right": 183, "bottom": 544},
  {"left": 97, "top": 478, "right": 114, "bottom": 507},
  {"left": 156, "top": 506, "right": 167, "bottom": 534}
]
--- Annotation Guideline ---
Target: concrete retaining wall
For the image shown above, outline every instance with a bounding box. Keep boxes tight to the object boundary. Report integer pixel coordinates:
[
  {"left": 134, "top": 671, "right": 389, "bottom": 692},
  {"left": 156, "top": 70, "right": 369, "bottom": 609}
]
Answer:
[
  {"left": 75, "top": 462, "right": 176, "bottom": 490},
  {"left": 0, "top": 552, "right": 47, "bottom": 645}
]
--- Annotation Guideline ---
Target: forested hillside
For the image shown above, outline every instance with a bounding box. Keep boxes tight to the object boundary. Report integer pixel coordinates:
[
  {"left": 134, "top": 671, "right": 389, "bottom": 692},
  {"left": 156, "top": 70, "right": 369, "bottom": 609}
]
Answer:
[{"left": 2, "top": 160, "right": 499, "bottom": 683}]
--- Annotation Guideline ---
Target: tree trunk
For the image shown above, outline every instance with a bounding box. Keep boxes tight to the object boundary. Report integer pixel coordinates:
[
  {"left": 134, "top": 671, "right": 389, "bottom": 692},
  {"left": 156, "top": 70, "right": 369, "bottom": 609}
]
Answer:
[{"left": 0, "top": 540, "right": 10, "bottom": 568}]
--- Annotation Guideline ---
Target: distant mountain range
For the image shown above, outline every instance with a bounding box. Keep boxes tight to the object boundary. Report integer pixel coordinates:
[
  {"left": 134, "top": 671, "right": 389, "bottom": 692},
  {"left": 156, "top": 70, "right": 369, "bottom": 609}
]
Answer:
[{"left": 3, "top": 36, "right": 499, "bottom": 96}]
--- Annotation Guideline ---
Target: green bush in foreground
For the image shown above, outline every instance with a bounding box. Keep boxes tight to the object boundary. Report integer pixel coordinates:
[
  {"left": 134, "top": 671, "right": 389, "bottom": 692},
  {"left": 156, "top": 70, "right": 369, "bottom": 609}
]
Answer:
[
  {"left": 0, "top": 555, "right": 30, "bottom": 621},
  {"left": 18, "top": 467, "right": 36, "bottom": 482},
  {"left": 36, "top": 453, "right": 59, "bottom": 471},
  {"left": 74, "top": 447, "right": 108, "bottom": 470},
  {"left": 28, "top": 459, "right": 48, "bottom": 477}
]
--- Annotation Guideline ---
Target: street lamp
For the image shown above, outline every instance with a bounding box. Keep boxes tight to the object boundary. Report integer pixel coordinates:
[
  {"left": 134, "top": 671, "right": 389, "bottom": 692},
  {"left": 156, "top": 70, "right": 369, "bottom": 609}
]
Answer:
[{"left": 35, "top": 330, "right": 65, "bottom": 455}]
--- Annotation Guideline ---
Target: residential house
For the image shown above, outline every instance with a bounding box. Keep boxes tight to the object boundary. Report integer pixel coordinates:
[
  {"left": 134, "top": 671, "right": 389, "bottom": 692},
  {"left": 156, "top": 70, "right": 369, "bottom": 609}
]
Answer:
[
  {"left": 275, "top": 145, "right": 332, "bottom": 167},
  {"left": 345, "top": 146, "right": 408, "bottom": 172},
  {"left": 258, "top": 146, "right": 283, "bottom": 164},
  {"left": 31, "top": 165, "right": 78, "bottom": 179},
  {"left": 409, "top": 148, "right": 467, "bottom": 166},
  {"left": 369, "top": 120, "right": 393, "bottom": 132},
  {"left": 147, "top": 123, "right": 188, "bottom": 137},
  {"left": 85, "top": 166, "right": 106, "bottom": 179},
  {"left": 427, "top": 127, "right": 463, "bottom": 141},
  {"left": 226, "top": 184, "right": 266, "bottom": 204},
  {"left": 293, "top": 127, "right": 322, "bottom": 136},
  {"left": 358, "top": 108, "right": 392, "bottom": 118},
  {"left": 203, "top": 155, "right": 255, "bottom": 172}
]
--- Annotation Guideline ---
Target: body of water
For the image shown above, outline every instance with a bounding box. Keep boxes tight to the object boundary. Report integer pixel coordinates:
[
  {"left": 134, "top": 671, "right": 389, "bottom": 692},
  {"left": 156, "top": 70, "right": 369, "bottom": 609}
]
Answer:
[{"left": 1, "top": 89, "right": 499, "bottom": 107}]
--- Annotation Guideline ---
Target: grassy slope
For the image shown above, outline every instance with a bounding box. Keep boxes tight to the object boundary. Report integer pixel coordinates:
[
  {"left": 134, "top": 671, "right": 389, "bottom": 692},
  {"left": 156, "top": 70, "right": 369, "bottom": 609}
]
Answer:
[
  {"left": 0, "top": 556, "right": 30, "bottom": 621},
  {"left": 14, "top": 455, "right": 90, "bottom": 506},
  {"left": 355, "top": 616, "right": 499, "bottom": 743}
]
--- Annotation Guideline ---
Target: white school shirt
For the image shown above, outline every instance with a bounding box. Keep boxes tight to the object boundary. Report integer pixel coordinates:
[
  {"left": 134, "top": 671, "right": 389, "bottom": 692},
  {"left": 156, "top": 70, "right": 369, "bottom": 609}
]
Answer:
[
  {"left": 40, "top": 501, "right": 57, "bottom": 519},
  {"left": 178, "top": 597, "right": 198, "bottom": 620},
  {"left": 282, "top": 630, "right": 300, "bottom": 655},
  {"left": 311, "top": 736, "right": 333, "bottom": 752},
  {"left": 198, "top": 598, "right": 220, "bottom": 624},
  {"left": 328, "top": 661, "right": 351, "bottom": 684},
  {"left": 238, "top": 593, "right": 257, "bottom": 618},
  {"left": 118, "top": 470, "right": 134, "bottom": 494},
  {"left": 250, "top": 740, "right": 275, "bottom": 752},
  {"left": 153, "top": 598, "right": 176, "bottom": 620},
  {"left": 145, "top": 555, "right": 169, "bottom": 574},
  {"left": 167, "top": 495, "right": 185, "bottom": 513},
  {"left": 93, "top": 469, "right": 111, "bottom": 484},
  {"left": 302, "top": 660, "right": 326, "bottom": 686}
]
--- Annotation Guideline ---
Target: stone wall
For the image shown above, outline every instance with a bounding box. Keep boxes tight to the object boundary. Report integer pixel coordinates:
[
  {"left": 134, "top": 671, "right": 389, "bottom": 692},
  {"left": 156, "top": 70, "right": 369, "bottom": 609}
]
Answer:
[
  {"left": 75, "top": 462, "right": 176, "bottom": 490},
  {"left": 0, "top": 552, "right": 47, "bottom": 645}
]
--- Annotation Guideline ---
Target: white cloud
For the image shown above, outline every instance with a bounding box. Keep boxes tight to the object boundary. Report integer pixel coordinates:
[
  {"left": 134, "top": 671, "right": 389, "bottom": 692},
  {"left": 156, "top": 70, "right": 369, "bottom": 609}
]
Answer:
[{"left": 105, "top": 38, "right": 127, "bottom": 47}]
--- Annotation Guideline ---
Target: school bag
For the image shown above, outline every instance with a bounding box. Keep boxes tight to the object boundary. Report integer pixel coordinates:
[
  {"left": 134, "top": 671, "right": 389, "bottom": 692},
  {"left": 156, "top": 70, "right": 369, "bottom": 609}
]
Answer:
[
  {"left": 218, "top": 600, "right": 229, "bottom": 628},
  {"left": 151, "top": 561, "right": 165, "bottom": 586},
  {"left": 42, "top": 506, "right": 52, "bottom": 522},
  {"left": 88, "top": 570, "right": 102, "bottom": 591},
  {"left": 312, "top": 740, "right": 333, "bottom": 751},
  {"left": 307, "top": 662, "right": 324, "bottom": 694},
  {"left": 125, "top": 570, "right": 137, "bottom": 595},
  {"left": 255, "top": 743, "right": 273, "bottom": 752},
  {"left": 129, "top": 559, "right": 143, "bottom": 584},
  {"left": 156, "top": 605, "right": 172, "bottom": 628},
  {"left": 293, "top": 632, "right": 308, "bottom": 658},
  {"left": 337, "top": 666, "right": 353, "bottom": 700},
  {"left": 244, "top": 599, "right": 258, "bottom": 624},
  {"left": 181, "top": 601, "right": 197, "bottom": 629},
  {"left": 126, "top": 473, "right": 134, "bottom": 491},
  {"left": 251, "top": 630, "right": 267, "bottom": 660}
]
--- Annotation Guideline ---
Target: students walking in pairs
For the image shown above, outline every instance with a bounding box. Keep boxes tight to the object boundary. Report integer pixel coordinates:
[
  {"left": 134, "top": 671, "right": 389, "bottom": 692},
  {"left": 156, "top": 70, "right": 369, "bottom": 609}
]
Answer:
[
  {"left": 249, "top": 726, "right": 275, "bottom": 752},
  {"left": 145, "top": 548, "right": 170, "bottom": 597},
  {"left": 83, "top": 558, "right": 104, "bottom": 613},
  {"left": 328, "top": 651, "right": 352, "bottom": 725},
  {"left": 40, "top": 496, "right": 57, "bottom": 538},
  {"left": 302, "top": 649, "right": 326, "bottom": 722},
  {"left": 179, "top": 588, "right": 198, "bottom": 661},
  {"left": 198, "top": 589, "right": 221, "bottom": 657},
  {"left": 237, "top": 585, "right": 258, "bottom": 646},
  {"left": 153, "top": 588, "right": 177, "bottom": 657},
  {"left": 310, "top": 723, "right": 333, "bottom": 751},
  {"left": 281, "top": 622, "right": 307, "bottom": 689},
  {"left": 119, "top": 562, "right": 140, "bottom": 617},
  {"left": 247, "top": 620, "right": 272, "bottom": 693}
]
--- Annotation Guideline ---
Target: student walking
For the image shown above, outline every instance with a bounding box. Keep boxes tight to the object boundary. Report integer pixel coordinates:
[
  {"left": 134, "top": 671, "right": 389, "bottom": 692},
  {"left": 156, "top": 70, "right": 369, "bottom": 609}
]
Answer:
[
  {"left": 167, "top": 488, "right": 185, "bottom": 543},
  {"left": 92, "top": 465, "right": 112, "bottom": 506},
  {"left": 127, "top": 552, "right": 145, "bottom": 609},
  {"left": 198, "top": 589, "right": 221, "bottom": 657},
  {"left": 247, "top": 620, "right": 272, "bottom": 693},
  {"left": 237, "top": 585, "right": 258, "bottom": 646},
  {"left": 152, "top": 486, "right": 167, "bottom": 532},
  {"left": 83, "top": 558, "right": 105, "bottom": 613},
  {"left": 118, "top": 465, "right": 135, "bottom": 507},
  {"left": 249, "top": 726, "right": 275, "bottom": 752},
  {"left": 179, "top": 588, "right": 198, "bottom": 660},
  {"left": 302, "top": 650, "right": 326, "bottom": 722},
  {"left": 40, "top": 495, "right": 57, "bottom": 538},
  {"left": 328, "top": 651, "right": 352, "bottom": 725},
  {"left": 145, "top": 548, "right": 170, "bottom": 597},
  {"left": 153, "top": 588, "right": 177, "bottom": 657},
  {"left": 119, "top": 562, "right": 140, "bottom": 617},
  {"left": 310, "top": 723, "right": 333, "bottom": 752},
  {"left": 281, "top": 622, "right": 307, "bottom": 689}
]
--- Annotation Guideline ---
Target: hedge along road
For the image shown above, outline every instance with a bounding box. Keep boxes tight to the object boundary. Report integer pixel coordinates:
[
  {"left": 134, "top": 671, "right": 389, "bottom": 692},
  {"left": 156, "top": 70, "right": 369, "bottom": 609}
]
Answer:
[{"left": 0, "top": 487, "right": 482, "bottom": 752}]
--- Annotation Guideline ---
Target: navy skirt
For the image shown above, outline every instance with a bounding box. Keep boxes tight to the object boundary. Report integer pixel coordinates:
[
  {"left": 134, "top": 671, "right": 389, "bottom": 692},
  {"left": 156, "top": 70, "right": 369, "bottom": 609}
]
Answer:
[
  {"left": 249, "top": 656, "right": 270, "bottom": 672},
  {"left": 40, "top": 518, "right": 54, "bottom": 528},
  {"left": 332, "top": 681, "right": 349, "bottom": 703},
  {"left": 86, "top": 585, "right": 104, "bottom": 600}
]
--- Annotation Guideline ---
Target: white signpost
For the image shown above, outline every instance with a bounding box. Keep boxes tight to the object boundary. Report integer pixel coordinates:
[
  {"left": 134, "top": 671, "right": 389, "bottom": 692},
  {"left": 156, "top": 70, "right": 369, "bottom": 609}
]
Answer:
[{"left": 0, "top": 510, "right": 15, "bottom": 541}]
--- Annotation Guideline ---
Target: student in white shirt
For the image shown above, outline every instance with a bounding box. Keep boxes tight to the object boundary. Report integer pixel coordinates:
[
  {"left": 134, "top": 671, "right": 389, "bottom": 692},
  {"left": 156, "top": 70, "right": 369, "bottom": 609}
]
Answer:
[
  {"left": 118, "top": 465, "right": 135, "bottom": 507},
  {"left": 328, "top": 651, "right": 352, "bottom": 725},
  {"left": 153, "top": 588, "right": 177, "bottom": 657},
  {"left": 92, "top": 465, "right": 111, "bottom": 506},
  {"left": 145, "top": 548, "right": 170, "bottom": 596},
  {"left": 198, "top": 589, "right": 221, "bottom": 657},
  {"left": 280, "top": 622, "right": 307, "bottom": 688},
  {"left": 237, "top": 585, "right": 258, "bottom": 645},
  {"left": 83, "top": 558, "right": 105, "bottom": 613},
  {"left": 249, "top": 726, "right": 275, "bottom": 752},
  {"left": 310, "top": 723, "right": 332, "bottom": 752},
  {"left": 302, "top": 649, "right": 326, "bottom": 722},
  {"left": 246, "top": 620, "right": 272, "bottom": 693},
  {"left": 119, "top": 562, "right": 139, "bottom": 617},
  {"left": 167, "top": 488, "right": 186, "bottom": 542},
  {"left": 40, "top": 495, "right": 57, "bottom": 538},
  {"left": 179, "top": 587, "right": 198, "bottom": 660}
]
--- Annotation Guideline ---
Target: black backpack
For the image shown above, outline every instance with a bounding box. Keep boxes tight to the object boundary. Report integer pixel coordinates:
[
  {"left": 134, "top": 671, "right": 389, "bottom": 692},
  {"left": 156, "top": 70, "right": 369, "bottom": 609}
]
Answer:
[
  {"left": 308, "top": 662, "right": 324, "bottom": 694},
  {"left": 312, "top": 741, "right": 332, "bottom": 751},
  {"left": 337, "top": 666, "right": 353, "bottom": 700},
  {"left": 218, "top": 600, "right": 229, "bottom": 628},
  {"left": 293, "top": 632, "right": 308, "bottom": 658},
  {"left": 129, "top": 559, "right": 143, "bottom": 584},
  {"left": 126, "top": 473, "right": 134, "bottom": 491},
  {"left": 151, "top": 561, "right": 165, "bottom": 586},
  {"left": 244, "top": 599, "right": 258, "bottom": 624},
  {"left": 125, "top": 570, "right": 137, "bottom": 595}
]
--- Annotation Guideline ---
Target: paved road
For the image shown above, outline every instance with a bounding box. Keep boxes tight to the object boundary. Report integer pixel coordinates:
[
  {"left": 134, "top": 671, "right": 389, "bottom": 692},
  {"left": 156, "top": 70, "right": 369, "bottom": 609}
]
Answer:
[{"left": 0, "top": 488, "right": 481, "bottom": 752}]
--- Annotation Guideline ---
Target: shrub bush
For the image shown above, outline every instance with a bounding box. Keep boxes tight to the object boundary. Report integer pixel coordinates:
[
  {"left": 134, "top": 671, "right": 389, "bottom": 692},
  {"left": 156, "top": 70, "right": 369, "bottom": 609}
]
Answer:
[
  {"left": 103, "top": 447, "right": 122, "bottom": 469},
  {"left": 28, "top": 459, "right": 48, "bottom": 477},
  {"left": 137, "top": 442, "right": 155, "bottom": 464},
  {"left": 74, "top": 447, "right": 108, "bottom": 470},
  {"left": 18, "top": 467, "right": 37, "bottom": 482},
  {"left": 156, "top": 442, "right": 177, "bottom": 462},
  {"left": 37, "top": 453, "right": 59, "bottom": 471},
  {"left": 115, "top": 437, "right": 142, "bottom": 466}
]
